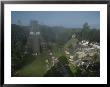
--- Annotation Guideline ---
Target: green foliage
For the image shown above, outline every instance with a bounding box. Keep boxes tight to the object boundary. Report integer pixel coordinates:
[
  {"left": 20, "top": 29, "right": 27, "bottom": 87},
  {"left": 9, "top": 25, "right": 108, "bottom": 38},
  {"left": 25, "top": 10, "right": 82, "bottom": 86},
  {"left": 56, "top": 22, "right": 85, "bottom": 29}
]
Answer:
[
  {"left": 58, "top": 56, "right": 69, "bottom": 65},
  {"left": 11, "top": 22, "right": 100, "bottom": 77},
  {"left": 40, "top": 25, "right": 74, "bottom": 46},
  {"left": 76, "top": 23, "right": 100, "bottom": 42},
  {"left": 44, "top": 65, "right": 63, "bottom": 77},
  {"left": 11, "top": 24, "right": 32, "bottom": 76},
  {"left": 83, "top": 22, "right": 90, "bottom": 30},
  {"left": 44, "top": 56, "right": 75, "bottom": 77},
  {"left": 39, "top": 25, "right": 56, "bottom": 43}
]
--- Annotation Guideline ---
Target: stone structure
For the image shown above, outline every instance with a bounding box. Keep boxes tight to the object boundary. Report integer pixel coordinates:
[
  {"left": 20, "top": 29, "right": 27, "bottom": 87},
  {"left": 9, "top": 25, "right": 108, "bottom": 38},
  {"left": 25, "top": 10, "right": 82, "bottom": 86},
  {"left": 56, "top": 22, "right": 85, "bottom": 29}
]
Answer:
[
  {"left": 26, "top": 21, "right": 41, "bottom": 55},
  {"left": 25, "top": 20, "right": 48, "bottom": 56}
]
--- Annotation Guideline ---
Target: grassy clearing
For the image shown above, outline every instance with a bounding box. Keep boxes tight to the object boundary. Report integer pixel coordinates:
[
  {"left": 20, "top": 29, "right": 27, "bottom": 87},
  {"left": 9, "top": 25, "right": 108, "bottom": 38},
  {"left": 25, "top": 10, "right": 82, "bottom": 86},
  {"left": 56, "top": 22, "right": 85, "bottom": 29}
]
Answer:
[
  {"left": 16, "top": 45, "right": 68, "bottom": 77},
  {"left": 17, "top": 52, "right": 51, "bottom": 77}
]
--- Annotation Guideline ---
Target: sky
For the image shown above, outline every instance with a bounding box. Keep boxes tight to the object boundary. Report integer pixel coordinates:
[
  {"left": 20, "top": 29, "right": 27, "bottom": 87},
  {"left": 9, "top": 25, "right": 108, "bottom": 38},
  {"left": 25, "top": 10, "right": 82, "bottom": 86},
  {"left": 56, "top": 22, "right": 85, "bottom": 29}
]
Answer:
[{"left": 11, "top": 11, "right": 100, "bottom": 28}]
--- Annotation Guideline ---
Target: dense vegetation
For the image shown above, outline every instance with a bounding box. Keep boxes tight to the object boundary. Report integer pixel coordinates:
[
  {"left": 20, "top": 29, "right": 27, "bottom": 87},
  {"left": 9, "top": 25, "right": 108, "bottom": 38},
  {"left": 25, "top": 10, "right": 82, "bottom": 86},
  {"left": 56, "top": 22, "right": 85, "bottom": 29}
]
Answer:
[
  {"left": 11, "top": 25, "right": 35, "bottom": 76},
  {"left": 44, "top": 56, "right": 73, "bottom": 77},
  {"left": 11, "top": 22, "right": 100, "bottom": 77},
  {"left": 76, "top": 23, "right": 100, "bottom": 43}
]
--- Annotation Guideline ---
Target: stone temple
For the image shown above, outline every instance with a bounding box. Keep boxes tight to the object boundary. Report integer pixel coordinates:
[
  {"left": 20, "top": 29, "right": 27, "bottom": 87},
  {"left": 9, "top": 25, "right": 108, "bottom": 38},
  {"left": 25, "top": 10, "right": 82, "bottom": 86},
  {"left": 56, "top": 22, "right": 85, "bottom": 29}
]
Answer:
[
  {"left": 25, "top": 20, "right": 47, "bottom": 56},
  {"left": 26, "top": 21, "right": 41, "bottom": 55}
]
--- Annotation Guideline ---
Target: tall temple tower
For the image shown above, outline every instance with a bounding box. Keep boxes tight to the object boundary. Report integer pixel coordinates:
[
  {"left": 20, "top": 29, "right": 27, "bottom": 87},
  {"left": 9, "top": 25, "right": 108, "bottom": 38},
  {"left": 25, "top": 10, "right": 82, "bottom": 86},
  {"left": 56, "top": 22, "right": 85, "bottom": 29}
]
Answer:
[{"left": 26, "top": 21, "right": 41, "bottom": 55}]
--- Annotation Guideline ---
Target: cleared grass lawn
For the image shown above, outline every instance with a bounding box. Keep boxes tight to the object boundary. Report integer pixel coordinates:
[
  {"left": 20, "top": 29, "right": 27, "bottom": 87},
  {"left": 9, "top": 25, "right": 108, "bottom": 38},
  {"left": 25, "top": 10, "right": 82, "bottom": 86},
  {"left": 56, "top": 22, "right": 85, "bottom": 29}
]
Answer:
[
  {"left": 16, "top": 45, "right": 66, "bottom": 77},
  {"left": 17, "top": 52, "right": 51, "bottom": 77}
]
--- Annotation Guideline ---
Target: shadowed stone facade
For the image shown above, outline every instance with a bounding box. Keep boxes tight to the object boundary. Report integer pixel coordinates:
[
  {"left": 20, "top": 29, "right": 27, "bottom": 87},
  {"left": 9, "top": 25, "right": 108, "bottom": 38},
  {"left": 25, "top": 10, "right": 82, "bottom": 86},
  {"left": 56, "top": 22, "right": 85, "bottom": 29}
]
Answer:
[
  {"left": 25, "top": 20, "right": 47, "bottom": 55},
  {"left": 26, "top": 21, "right": 41, "bottom": 55}
]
